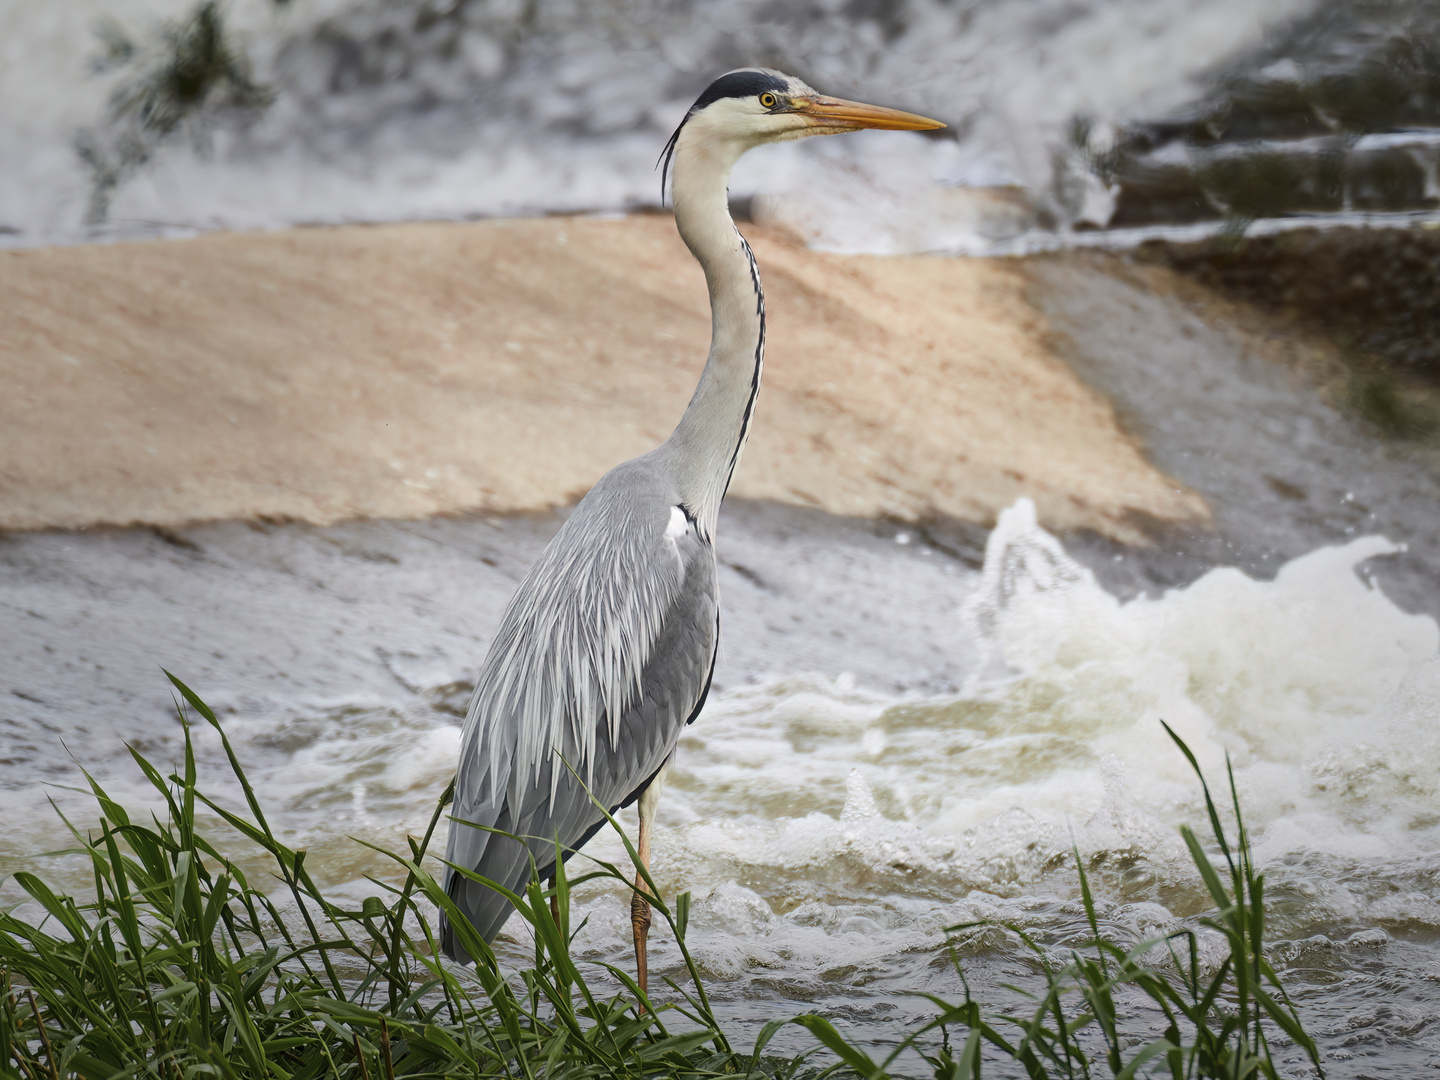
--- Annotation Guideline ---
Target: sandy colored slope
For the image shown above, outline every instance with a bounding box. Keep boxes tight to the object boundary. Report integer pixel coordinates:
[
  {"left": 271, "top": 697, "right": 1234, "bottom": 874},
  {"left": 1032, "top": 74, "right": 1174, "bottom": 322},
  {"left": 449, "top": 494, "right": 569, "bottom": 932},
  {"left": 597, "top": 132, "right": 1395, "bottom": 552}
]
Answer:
[{"left": 0, "top": 216, "right": 1205, "bottom": 541}]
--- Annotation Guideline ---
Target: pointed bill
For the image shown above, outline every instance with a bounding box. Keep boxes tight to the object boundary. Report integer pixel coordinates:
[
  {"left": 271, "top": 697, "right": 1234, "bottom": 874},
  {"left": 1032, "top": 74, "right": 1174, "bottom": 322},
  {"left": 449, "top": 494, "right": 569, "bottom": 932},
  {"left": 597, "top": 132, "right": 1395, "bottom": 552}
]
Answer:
[{"left": 792, "top": 96, "right": 945, "bottom": 133}]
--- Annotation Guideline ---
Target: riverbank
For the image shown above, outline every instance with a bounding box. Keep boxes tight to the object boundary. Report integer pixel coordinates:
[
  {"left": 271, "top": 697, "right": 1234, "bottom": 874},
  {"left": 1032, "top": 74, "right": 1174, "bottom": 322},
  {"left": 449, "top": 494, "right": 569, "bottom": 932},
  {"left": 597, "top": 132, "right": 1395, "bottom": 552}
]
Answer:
[{"left": 1, "top": 215, "right": 1205, "bottom": 543}]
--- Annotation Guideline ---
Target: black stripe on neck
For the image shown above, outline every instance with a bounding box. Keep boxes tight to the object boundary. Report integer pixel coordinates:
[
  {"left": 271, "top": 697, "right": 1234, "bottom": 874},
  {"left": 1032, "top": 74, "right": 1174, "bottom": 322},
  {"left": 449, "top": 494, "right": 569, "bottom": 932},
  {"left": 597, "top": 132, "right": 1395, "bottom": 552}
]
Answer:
[{"left": 722, "top": 233, "right": 765, "bottom": 495}]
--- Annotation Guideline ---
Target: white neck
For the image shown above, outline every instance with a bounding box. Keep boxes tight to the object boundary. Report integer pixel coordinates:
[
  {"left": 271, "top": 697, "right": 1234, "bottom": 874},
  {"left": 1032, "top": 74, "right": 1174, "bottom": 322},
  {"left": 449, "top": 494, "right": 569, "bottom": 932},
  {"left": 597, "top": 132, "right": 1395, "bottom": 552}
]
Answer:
[{"left": 661, "top": 118, "right": 765, "bottom": 537}]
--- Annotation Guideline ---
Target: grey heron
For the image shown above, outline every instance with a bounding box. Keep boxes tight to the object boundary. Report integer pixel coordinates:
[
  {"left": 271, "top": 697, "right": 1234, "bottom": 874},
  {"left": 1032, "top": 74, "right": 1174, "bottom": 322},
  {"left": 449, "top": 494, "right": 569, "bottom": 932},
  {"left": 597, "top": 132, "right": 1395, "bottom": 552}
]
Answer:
[{"left": 440, "top": 69, "right": 942, "bottom": 988}]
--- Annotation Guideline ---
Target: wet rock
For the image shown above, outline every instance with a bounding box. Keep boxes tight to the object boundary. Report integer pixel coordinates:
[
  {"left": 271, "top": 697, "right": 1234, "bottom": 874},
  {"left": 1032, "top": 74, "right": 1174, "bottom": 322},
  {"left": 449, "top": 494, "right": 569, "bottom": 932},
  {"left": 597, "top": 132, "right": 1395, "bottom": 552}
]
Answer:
[
  {"left": 0, "top": 217, "right": 1204, "bottom": 543},
  {"left": 1072, "top": 0, "right": 1440, "bottom": 229},
  {"left": 1139, "top": 227, "right": 1440, "bottom": 384}
]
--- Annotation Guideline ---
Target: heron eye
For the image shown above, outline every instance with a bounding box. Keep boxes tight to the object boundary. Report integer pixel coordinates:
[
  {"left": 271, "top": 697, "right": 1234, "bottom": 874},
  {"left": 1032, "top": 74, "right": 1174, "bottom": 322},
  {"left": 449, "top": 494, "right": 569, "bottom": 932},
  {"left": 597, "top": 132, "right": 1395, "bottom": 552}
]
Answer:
[{"left": 759, "top": 93, "right": 777, "bottom": 109}]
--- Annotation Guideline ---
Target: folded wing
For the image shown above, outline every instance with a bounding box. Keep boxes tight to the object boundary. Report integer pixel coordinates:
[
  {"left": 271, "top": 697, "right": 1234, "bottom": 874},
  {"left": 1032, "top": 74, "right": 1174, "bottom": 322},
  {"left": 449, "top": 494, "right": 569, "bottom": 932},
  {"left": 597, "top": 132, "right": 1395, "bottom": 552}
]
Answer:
[{"left": 441, "top": 465, "right": 717, "bottom": 960}]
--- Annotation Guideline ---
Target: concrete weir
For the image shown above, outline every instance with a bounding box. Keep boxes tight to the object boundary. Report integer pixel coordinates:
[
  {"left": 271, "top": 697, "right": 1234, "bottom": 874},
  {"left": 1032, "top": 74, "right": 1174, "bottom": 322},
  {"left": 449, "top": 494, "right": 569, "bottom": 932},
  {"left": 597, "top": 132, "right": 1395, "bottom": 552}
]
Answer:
[{"left": 0, "top": 216, "right": 1204, "bottom": 543}]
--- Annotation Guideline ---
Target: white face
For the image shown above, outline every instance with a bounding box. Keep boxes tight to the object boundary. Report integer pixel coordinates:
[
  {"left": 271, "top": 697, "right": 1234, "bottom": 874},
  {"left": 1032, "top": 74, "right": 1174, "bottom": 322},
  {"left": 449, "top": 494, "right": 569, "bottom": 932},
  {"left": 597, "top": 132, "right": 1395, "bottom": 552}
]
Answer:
[
  {"left": 677, "top": 71, "right": 944, "bottom": 160},
  {"left": 682, "top": 79, "right": 824, "bottom": 152},
  {"left": 665, "top": 70, "right": 943, "bottom": 188}
]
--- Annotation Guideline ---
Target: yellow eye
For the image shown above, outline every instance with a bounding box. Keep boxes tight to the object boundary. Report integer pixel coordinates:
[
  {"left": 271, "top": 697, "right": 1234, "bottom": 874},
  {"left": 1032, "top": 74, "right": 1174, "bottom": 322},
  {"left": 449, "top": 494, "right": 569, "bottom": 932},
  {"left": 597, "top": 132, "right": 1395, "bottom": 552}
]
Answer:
[{"left": 759, "top": 93, "right": 777, "bottom": 109}]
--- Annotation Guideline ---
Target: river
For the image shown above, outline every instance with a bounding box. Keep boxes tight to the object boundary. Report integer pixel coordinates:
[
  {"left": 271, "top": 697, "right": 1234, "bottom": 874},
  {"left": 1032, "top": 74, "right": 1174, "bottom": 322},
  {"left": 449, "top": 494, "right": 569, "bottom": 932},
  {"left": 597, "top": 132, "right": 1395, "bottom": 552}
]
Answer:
[
  {"left": 3, "top": 491, "right": 1439, "bottom": 1073},
  {"left": 4, "top": 0, "right": 1440, "bottom": 1073}
]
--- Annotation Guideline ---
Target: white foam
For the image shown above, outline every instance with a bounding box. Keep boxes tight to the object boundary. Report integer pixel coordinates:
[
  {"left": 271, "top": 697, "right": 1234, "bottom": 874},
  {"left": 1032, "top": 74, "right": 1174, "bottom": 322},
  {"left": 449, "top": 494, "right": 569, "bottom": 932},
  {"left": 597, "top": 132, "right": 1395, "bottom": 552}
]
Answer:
[
  {"left": 943, "top": 500, "right": 1439, "bottom": 861},
  {"left": 541, "top": 498, "right": 1440, "bottom": 981}
]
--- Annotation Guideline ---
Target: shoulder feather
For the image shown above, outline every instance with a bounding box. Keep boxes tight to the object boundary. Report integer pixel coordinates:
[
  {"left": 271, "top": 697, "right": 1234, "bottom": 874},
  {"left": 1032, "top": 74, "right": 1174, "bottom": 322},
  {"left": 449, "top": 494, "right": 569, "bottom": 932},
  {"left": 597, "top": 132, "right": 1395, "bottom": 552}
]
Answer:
[{"left": 458, "top": 468, "right": 707, "bottom": 807}]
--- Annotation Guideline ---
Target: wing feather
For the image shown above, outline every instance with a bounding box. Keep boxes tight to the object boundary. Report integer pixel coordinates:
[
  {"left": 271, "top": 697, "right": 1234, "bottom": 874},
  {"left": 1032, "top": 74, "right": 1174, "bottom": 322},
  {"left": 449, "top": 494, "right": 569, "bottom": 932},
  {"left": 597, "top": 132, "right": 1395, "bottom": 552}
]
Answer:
[{"left": 440, "top": 463, "right": 717, "bottom": 960}]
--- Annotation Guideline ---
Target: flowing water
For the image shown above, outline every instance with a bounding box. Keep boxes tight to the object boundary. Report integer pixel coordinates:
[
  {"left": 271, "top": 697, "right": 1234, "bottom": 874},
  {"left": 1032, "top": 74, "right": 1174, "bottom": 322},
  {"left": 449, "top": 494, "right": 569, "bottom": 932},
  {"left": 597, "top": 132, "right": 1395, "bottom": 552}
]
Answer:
[
  {"left": 3, "top": 500, "right": 1439, "bottom": 1074},
  {"left": 1, "top": 0, "right": 1322, "bottom": 251},
  {"left": 534, "top": 503, "right": 1440, "bottom": 1073},
  {"left": 6, "top": 0, "right": 1440, "bottom": 1072}
]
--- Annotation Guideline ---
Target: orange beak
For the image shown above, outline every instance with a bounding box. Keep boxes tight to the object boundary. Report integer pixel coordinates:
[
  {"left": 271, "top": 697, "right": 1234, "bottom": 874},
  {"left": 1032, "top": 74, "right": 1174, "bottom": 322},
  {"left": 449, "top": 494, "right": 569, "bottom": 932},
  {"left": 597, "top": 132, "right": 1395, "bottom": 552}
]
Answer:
[{"left": 791, "top": 95, "right": 945, "bottom": 132}]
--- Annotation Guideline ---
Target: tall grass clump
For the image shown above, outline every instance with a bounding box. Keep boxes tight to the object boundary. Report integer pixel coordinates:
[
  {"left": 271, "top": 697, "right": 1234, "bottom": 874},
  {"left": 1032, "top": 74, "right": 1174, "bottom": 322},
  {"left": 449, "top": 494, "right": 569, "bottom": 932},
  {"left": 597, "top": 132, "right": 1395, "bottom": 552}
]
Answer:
[
  {"left": 1, "top": 676, "right": 1323, "bottom": 1079},
  {"left": 0, "top": 674, "right": 772, "bottom": 1080}
]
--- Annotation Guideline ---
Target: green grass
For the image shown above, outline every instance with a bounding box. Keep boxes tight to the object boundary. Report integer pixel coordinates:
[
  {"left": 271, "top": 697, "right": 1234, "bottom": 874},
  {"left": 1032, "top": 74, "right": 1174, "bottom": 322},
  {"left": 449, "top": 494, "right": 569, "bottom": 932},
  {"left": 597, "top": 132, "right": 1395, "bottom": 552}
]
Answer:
[{"left": 1, "top": 676, "right": 1323, "bottom": 1079}]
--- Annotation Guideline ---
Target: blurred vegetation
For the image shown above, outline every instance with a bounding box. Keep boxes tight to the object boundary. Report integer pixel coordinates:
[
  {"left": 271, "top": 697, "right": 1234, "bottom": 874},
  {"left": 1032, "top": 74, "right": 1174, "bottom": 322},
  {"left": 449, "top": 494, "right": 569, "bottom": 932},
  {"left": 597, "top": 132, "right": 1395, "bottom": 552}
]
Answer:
[
  {"left": 0, "top": 675, "right": 1322, "bottom": 1078},
  {"left": 77, "top": 1, "right": 289, "bottom": 224},
  {"left": 1348, "top": 365, "right": 1440, "bottom": 440}
]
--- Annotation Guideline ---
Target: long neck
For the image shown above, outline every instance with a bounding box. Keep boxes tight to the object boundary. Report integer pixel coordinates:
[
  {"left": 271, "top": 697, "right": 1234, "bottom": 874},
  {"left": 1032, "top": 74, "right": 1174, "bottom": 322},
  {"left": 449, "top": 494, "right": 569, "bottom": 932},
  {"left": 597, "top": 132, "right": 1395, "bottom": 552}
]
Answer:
[{"left": 662, "top": 125, "right": 765, "bottom": 536}]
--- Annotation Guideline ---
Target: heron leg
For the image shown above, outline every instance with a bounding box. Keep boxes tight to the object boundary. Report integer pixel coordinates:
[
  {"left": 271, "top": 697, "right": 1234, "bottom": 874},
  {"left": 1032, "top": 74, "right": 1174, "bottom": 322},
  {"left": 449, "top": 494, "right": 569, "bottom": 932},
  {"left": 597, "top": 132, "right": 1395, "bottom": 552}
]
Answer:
[
  {"left": 631, "top": 755, "right": 673, "bottom": 998},
  {"left": 630, "top": 820, "right": 653, "bottom": 995},
  {"left": 550, "top": 871, "right": 561, "bottom": 933}
]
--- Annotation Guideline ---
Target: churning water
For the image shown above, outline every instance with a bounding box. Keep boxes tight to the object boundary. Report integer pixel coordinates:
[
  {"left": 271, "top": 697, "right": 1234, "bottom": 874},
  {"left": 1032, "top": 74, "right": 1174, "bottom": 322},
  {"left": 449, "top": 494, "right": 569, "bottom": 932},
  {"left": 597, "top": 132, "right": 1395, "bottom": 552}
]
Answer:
[
  {"left": 563, "top": 502, "right": 1440, "bottom": 1072},
  {"left": 4, "top": 500, "right": 1439, "bottom": 1073}
]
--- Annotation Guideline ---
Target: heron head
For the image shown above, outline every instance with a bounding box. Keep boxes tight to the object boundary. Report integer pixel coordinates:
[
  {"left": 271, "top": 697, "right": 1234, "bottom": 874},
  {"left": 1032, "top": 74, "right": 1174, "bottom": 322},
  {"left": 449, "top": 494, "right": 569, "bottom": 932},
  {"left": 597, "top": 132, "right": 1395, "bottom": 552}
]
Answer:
[{"left": 661, "top": 68, "right": 944, "bottom": 192}]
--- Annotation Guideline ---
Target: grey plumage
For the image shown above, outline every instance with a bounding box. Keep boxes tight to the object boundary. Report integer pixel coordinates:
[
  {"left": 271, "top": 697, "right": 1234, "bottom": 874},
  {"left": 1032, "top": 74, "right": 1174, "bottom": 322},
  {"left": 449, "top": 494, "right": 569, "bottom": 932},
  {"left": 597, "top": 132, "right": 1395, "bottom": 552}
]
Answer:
[
  {"left": 442, "top": 458, "right": 717, "bottom": 957},
  {"left": 438, "top": 68, "right": 942, "bottom": 966}
]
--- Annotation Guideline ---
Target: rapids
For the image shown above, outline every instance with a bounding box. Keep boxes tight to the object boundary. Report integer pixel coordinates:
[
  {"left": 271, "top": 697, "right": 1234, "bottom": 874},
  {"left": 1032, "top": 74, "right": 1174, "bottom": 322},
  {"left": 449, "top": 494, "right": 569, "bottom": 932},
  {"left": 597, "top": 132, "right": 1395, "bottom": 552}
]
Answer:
[{"left": 3, "top": 500, "right": 1438, "bottom": 1073}]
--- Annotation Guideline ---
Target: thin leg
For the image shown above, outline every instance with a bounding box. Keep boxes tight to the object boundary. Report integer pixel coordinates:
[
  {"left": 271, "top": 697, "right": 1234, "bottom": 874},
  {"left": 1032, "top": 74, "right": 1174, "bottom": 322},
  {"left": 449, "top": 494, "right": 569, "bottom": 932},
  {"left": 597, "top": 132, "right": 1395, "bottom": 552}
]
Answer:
[
  {"left": 631, "top": 756, "right": 673, "bottom": 999},
  {"left": 549, "top": 871, "right": 562, "bottom": 934},
  {"left": 630, "top": 810, "right": 653, "bottom": 995}
]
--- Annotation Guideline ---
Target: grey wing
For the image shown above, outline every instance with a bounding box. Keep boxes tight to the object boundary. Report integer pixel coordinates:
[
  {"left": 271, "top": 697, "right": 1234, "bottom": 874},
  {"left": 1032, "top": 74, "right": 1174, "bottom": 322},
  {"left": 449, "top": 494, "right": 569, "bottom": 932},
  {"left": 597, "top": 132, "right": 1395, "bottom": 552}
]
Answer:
[{"left": 440, "top": 477, "right": 716, "bottom": 961}]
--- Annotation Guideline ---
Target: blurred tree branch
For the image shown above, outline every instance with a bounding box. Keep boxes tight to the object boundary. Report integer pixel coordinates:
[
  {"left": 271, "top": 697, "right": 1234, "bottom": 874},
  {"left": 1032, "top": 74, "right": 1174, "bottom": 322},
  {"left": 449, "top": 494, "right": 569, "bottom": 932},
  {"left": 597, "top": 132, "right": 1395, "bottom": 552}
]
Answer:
[{"left": 76, "top": 0, "right": 288, "bottom": 224}]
